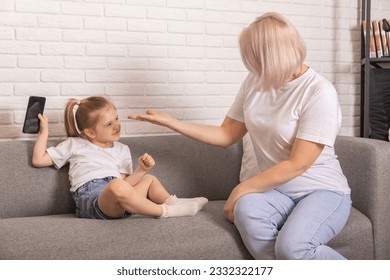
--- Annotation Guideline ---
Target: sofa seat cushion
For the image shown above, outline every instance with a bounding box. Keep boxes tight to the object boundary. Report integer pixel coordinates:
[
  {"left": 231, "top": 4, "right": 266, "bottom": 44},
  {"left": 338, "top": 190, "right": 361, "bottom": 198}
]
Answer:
[
  {"left": 328, "top": 207, "right": 373, "bottom": 259},
  {"left": 0, "top": 201, "right": 252, "bottom": 260},
  {"left": 0, "top": 201, "right": 372, "bottom": 260}
]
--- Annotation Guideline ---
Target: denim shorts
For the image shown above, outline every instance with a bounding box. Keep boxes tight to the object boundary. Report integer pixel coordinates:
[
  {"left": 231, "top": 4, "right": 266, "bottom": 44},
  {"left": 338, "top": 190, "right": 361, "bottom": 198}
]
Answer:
[{"left": 72, "top": 176, "right": 132, "bottom": 220}]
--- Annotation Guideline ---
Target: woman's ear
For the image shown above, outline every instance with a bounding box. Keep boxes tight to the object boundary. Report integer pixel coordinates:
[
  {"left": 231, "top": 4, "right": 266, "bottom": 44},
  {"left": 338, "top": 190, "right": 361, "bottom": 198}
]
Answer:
[{"left": 83, "top": 128, "right": 96, "bottom": 139}]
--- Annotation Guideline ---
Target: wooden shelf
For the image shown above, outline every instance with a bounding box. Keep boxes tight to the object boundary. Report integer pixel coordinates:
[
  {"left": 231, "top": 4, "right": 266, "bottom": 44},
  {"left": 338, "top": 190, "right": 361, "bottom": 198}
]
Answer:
[{"left": 362, "top": 57, "right": 390, "bottom": 65}]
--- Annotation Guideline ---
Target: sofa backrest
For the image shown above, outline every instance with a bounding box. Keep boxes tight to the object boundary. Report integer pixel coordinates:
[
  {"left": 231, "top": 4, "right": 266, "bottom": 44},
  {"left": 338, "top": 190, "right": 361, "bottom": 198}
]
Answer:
[
  {"left": 0, "top": 135, "right": 242, "bottom": 218},
  {"left": 0, "top": 139, "right": 74, "bottom": 218},
  {"left": 125, "top": 135, "right": 242, "bottom": 201}
]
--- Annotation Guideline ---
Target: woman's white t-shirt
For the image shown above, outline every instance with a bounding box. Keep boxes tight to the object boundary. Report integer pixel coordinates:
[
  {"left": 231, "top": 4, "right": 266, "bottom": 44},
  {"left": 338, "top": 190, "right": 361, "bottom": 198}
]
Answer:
[
  {"left": 47, "top": 137, "right": 133, "bottom": 192},
  {"left": 227, "top": 68, "right": 350, "bottom": 199}
]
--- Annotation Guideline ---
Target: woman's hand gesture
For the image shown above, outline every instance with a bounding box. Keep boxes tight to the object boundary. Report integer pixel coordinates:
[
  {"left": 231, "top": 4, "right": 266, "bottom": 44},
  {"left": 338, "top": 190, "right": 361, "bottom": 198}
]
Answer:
[{"left": 128, "top": 109, "right": 175, "bottom": 128}]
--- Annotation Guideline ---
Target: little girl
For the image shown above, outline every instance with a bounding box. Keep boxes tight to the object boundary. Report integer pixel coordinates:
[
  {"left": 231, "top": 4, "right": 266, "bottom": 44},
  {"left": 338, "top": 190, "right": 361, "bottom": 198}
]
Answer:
[{"left": 32, "top": 96, "right": 208, "bottom": 219}]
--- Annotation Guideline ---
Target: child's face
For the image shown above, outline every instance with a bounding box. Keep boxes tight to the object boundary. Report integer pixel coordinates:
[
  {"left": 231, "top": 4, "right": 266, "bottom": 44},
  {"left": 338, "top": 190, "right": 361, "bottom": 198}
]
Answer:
[{"left": 89, "top": 105, "right": 121, "bottom": 147}]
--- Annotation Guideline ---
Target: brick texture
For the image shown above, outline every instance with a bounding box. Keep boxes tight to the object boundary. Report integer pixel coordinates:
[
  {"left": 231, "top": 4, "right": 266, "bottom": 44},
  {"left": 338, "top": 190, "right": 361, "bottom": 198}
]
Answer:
[{"left": 1, "top": 0, "right": 386, "bottom": 140}]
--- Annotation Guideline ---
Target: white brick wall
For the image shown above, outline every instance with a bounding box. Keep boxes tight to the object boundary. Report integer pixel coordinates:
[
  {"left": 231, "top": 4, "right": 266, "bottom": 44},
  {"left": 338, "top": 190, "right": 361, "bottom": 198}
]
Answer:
[{"left": 1, "top": 0, "right": 388, "bottom": 140}]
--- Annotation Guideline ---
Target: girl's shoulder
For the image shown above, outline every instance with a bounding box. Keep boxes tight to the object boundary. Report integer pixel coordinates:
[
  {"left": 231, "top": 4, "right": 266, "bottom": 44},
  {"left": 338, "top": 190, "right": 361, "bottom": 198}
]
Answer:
[
  {"left": 56, "top": 137, "right": 90, "bottom": 150},
  {"left": 114, "top": 141, "right": 130, "bottom": 151},
  {"left": 64, "top": 137, "right": 87, "bottom": 145},
  {"left": 113, "top": 141, "right": 132, "bottom": 158}
]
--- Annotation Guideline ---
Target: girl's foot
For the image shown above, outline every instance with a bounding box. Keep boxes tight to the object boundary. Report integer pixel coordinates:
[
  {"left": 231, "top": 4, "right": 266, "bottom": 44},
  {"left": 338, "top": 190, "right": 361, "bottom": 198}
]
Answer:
[{"left": 160, "top": 196, "right": 208, "bottom": 218}]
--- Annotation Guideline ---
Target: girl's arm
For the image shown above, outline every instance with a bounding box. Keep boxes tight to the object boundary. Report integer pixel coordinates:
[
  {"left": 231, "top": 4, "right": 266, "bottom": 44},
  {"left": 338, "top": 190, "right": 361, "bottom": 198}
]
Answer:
[
  {"left": 129, "top": 110, "right": 247, "bottom": 148},
  {"left": 123, "top": 153, "right": 154, "bottom": 186},
  {"left": 224, "top": 138, "right": 325, "bottom": 222},
  {"left": 32, "top": 114, "right": 53, "bottom": 167}
]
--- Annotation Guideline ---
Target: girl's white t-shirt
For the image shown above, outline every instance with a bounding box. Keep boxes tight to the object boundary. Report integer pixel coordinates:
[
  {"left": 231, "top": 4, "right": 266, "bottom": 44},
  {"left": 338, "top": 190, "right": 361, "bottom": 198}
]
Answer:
[
  {"left": 47, "top": 137, "right": 133, "bottom": 192},
  {"left": 227, "top": 68, "right": 350, "bottom": 199}
]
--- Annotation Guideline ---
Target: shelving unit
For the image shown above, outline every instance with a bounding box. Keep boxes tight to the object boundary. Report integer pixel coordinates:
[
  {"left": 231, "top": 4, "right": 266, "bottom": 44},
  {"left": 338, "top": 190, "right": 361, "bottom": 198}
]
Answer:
[{"left": 360, "top": 0, "right": 390, "bottom": 138}]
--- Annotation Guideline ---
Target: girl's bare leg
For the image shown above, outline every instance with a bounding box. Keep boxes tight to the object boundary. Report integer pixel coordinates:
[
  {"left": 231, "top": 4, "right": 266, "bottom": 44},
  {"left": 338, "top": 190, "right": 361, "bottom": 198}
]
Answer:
[
  {"left": 131, "top": 174, "right": 171, "bottom": 204},
  {"left": 98, "top": 177, "right": 208, "bottom": 219},
  {"left": 131, "top": 174, "right": 209, "bottom": 217},
  {"left": 131, "top": 174, "right": 207, "bottom": 206},
  {"left": 97, "top": 179, "right": 163, "bottom": 218}
]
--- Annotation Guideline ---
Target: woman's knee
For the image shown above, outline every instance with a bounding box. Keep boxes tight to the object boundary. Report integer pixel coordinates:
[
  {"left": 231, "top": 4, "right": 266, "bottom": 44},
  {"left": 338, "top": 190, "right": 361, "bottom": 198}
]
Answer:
[
  {"left": 234, "top": 194, "right": 282, "bottom": 260},
  {"left": 234, "top": 194, "right": 280, "bottom": 238},
  {"left": 233, "top": 194, "right": 257, "bottom": 225}
]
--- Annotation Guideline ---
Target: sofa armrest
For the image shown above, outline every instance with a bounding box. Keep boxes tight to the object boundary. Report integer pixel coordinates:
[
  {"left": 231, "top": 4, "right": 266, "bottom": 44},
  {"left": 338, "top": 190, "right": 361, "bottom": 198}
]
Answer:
[{"left": 335, "top": 136, "right": 390, "bottom": 259}]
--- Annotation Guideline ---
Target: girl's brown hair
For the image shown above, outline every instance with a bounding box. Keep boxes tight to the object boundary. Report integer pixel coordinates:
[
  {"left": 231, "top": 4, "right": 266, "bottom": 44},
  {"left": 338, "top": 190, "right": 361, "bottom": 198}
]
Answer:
[
  {"left": 64, "top": 96, "right": 113, "bottom": 137},
  {"left": 238, "top": 12, "right": 306, "bottom": 91}
]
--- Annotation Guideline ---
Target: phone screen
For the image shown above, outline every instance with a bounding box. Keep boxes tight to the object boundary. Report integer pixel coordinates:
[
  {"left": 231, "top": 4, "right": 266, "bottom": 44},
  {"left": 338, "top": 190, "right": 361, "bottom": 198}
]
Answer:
[{"left": 22, "top": 96, "right": 46, "bottom": 134}]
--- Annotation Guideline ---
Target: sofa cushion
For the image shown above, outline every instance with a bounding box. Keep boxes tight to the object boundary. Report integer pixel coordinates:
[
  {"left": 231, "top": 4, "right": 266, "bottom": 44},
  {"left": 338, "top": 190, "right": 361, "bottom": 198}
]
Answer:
[
  {"left": 0, "top": 200, "right": 371, "bottom": 260},
  {"left": 0, "top": 201, "right": 252, "bottom": 260},
  {"left": 328, "top": 207, "right": 373, "bottom": 260}
]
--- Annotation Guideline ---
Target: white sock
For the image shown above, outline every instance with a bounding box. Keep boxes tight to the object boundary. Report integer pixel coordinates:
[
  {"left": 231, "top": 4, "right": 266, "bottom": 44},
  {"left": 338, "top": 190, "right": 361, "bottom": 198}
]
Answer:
[
  {"left": 159, "top": 196, "right": 208, "bottom": 218},
  {"left": 165, "top": 195, "right": 208, "bottom": 206}
]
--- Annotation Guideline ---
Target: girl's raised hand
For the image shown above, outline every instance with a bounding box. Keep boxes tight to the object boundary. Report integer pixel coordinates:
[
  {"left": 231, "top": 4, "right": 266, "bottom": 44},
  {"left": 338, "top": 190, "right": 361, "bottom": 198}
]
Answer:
[
  {"left": 139, "top": 153, "right": 155, "bottom": 171},
  {"left": 37, "top": 114, "right": 49, "bottom": 133}
]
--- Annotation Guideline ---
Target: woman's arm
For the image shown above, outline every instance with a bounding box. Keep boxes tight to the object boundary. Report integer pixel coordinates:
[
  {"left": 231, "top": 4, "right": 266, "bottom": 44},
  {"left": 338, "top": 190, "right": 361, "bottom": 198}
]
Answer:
[
  {"left": 224, "top": 138, "right": 325, "bottom": 222},
  {"left": 128, "top": 110, "right": 247, "bottom": 148},
  {"left": 32, "top": 114, "right": 54, "bottom": 167}
]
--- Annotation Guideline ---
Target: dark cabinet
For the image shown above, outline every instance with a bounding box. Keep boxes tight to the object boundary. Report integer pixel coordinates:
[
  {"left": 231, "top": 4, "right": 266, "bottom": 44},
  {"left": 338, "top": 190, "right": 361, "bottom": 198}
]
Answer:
[{"left": 361, "top": 0, "right": 390, "bottom": 140}]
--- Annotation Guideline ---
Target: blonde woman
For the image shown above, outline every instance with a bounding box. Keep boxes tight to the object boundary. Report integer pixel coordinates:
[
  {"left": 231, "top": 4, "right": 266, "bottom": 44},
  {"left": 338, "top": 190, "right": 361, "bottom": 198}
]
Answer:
[{"left": 129, "top": 12, "right": 351, "bottom": 260}]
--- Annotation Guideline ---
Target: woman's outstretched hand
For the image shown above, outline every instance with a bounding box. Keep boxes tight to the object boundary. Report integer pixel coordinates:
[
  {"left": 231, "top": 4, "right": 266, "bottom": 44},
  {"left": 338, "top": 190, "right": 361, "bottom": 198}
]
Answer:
[{"left": 128, "top": 109, "right": 174, "bottom": 127}]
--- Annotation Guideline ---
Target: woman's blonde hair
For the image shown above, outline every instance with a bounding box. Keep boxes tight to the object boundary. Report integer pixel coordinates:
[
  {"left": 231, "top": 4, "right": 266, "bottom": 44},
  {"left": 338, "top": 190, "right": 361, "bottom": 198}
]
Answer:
[
  {"left": 238, "top": 12, "right": 306, "bottom": 91},
  {"left": 64, "top": 96, "right": 114, "bottom": 138}
]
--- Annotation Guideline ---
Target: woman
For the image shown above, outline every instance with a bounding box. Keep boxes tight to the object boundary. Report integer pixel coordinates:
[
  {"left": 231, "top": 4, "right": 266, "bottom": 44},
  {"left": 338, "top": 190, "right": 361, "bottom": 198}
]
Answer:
[{"left": 128, "top": 12, "right": 351, "bottom": 260}]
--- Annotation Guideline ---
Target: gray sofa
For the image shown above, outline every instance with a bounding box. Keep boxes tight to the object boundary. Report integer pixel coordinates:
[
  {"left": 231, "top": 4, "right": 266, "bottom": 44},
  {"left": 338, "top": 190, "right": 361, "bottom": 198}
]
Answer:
[{"left": 0, "top": 135, "right": 389, "bottom": 260}]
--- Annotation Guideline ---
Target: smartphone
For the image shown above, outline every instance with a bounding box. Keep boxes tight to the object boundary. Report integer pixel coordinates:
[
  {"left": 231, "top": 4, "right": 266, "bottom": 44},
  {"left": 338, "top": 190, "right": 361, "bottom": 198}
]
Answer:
[{"left": 22, "top": 96, "right": 46, "bottom": 134}]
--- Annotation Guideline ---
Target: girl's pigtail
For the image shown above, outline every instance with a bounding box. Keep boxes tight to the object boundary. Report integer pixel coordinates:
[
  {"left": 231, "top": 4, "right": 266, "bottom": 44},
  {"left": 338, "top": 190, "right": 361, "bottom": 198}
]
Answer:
[{"left": 64, "top": 99, "right": 81, "bottom": 137}]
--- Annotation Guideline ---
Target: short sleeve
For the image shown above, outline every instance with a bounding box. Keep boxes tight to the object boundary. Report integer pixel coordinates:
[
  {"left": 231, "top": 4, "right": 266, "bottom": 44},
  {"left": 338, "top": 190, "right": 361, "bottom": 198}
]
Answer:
[
  {"left": 119, "top": 144, "right": 133, "bottom": 175},
  {"left": 46, "top": 138, "right": 73, "bottom": 169},
  {"left": 226, "top": 75, "right": 249, "bottom": 123},
  {"left": 296, "top": 82, "right": 341, "bottom": 147}
]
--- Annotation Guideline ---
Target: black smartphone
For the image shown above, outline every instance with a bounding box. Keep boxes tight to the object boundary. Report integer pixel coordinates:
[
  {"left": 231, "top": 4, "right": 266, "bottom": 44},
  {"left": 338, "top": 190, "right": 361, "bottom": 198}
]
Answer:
[{"left": 22, "top": 96, "right": 46, "bottom": 134}]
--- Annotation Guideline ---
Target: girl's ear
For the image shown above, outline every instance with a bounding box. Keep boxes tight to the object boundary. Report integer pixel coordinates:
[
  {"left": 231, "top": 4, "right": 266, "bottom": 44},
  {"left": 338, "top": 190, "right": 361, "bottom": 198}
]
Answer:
[{"left": 83, "top": 128, "right": 96, "bottom": 139}]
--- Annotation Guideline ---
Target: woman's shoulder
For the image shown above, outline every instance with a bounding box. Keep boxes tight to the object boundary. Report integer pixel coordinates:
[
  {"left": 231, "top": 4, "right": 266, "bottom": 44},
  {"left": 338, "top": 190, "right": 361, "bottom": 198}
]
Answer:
[
  {"left": 308, "top": 69, "right": 336, "bottom": 89},
  {"left": 244, "top": 72, "right": 259, "bottom": 87},
  {"left": 237, "top": 72, "right": 261, "bottom": 99},
  {"left": 303, "top": 69, "right": 338, "bottom": 99}
]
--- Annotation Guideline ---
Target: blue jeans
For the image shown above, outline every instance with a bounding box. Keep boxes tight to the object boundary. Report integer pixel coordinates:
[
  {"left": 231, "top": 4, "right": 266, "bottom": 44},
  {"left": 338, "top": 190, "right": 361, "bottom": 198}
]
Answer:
[
  {"left": 72, "top": 176, "right": 132, "bottom": 220},
  {"left": 233, "top": 189, "right": 352, "bottom": 260}
]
